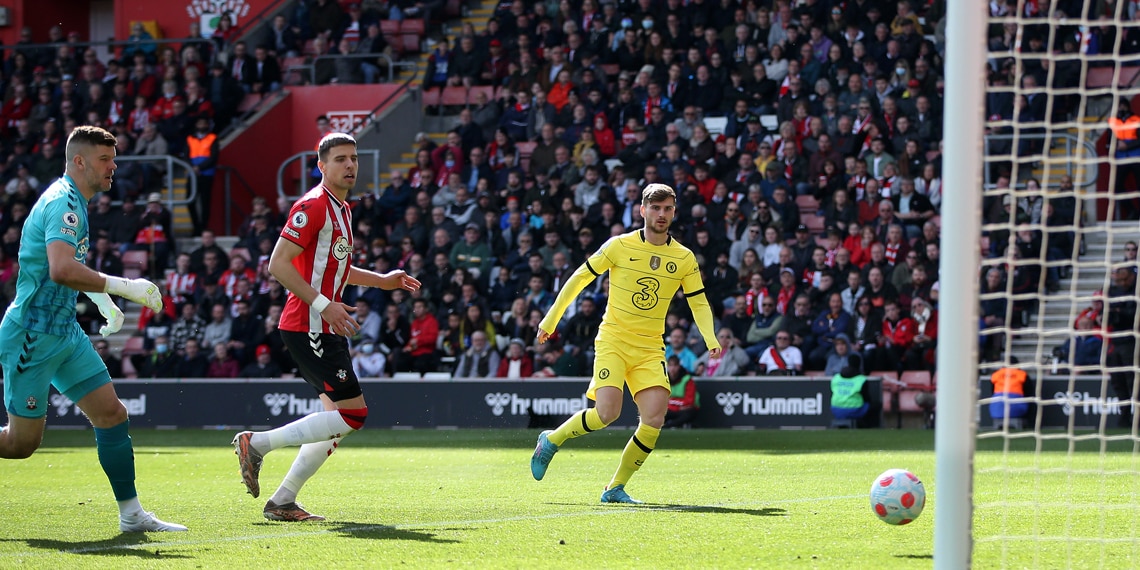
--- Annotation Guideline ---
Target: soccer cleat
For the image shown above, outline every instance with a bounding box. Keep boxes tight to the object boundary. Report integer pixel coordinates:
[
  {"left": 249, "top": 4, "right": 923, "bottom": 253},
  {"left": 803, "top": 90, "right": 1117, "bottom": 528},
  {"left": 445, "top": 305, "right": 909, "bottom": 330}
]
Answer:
[
  {"left": 530, "top": 430, "right": 559, "bottom": 481},
  {"left": 119, "top": 511, "right": 188, "bottom": 532},
  {"left": 600, "top": 484, "right": 643, "bottom": 504},
  {"left": 232, "top": 431, "right": 264, "bottom": 498},
  {"left": 263, "top": 500, "right": 326, "bottom": 522}
]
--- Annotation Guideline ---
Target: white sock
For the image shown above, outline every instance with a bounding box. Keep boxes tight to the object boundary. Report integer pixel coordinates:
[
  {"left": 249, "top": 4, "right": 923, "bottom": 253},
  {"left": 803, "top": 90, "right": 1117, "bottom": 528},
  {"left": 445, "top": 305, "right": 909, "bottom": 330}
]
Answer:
[
  {"left": 250, "top": 411, "right": 353, "bottom": 454},
  {"left": 269, "top": 437, "right": 343, "bottom": 505},
  {"left": 117, "top": 497, "right": 144, "bottom": 518}
]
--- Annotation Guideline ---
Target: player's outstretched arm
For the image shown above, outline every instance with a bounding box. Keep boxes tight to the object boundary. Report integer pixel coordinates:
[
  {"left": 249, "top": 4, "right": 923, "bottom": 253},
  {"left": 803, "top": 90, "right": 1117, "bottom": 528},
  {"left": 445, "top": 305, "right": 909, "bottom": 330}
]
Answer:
[
  {"left": 83, "top": 291, "right": 124, "bottom": 337},
  {"left": 268, "top": 236, "right": 359, "bottom": 337},
  {"left": 47, "top": 241, "right": 162, "bottom": 311},
  {"left": 347, "top": 266, "right": 422, "bottom": 292},
  {"left": 537, "top": 263, "right": 601, "bottom": 339}
]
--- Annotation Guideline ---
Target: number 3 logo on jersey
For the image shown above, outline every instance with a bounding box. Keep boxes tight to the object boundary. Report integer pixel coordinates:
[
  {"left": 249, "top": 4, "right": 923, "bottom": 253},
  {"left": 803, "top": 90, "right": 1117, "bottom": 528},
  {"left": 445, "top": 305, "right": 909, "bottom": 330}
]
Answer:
[
  {"left": 332, "top": 236, "right": 352, "bottom": 260},
  {"left": 631, "top": 277, "right": 661, "bottom": 310},
  {"left": 291, "top": 211, "right": 308, "bottom": 228}
]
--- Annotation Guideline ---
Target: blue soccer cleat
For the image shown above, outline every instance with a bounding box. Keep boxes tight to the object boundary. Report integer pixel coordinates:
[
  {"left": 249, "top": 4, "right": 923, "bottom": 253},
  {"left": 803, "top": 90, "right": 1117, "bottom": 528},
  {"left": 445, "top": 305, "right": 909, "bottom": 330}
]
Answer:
[
  {"left": 600, "top": 484, "right": 643, "bottom": 504},
  {"left": 530, "top": 430, "right": 559, "bottom": 481}
]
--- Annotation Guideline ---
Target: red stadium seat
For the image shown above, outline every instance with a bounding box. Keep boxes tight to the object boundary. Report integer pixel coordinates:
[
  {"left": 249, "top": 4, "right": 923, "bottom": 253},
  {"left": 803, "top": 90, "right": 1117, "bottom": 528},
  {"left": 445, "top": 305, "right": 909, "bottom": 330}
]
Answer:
[
  {"left": 900, "top": 370, "right": 932, "bottom": 390},
  {"left": 467, "top": 86, "right": 494, "bottom": 106},
  {"left": 122, "top": 336, "right": 146, "bottom": 356},
  {"left": 440, "top": 86, "right": 468, "bottom": 106},
  {"left": 421, "top": 87, "right": 442, "bottom": 107},
  {"left": 400, "top": 19, "right": 424, "bottom": 53},
  {"left": 121, "top": 250, "right": 148, "bottom": 280},
  {"left": 802, "top": 213, "right": 825, "bottom": 233},
  {"left": 600, "top": 64, "right": 620, "bottom": 78},
  {"left": 443, "top": 0, "right": 462, "bottom": 18},
  {"left": 121, "top": 355, "right": 138, "bottom": 379},
  {"left": 796, "top": 194, "right": 819, "bottom": 214},
  {"left": 515, "top": 141, "right": 537, "bottom": 160}
]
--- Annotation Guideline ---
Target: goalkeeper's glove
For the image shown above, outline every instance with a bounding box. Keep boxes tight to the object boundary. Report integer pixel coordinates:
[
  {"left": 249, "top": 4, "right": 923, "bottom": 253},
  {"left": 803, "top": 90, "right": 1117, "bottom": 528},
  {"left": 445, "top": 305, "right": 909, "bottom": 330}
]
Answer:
[
  {"left": 104, "top": 276, "right": 163, "bottom": 312},
  {"left": 84, "top": 291, "right": 124, "bottom": 338}
]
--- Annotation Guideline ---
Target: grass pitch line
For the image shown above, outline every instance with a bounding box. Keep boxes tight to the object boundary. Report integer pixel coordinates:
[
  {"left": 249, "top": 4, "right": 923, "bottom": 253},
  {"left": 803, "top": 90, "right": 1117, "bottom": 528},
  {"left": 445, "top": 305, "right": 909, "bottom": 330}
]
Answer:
[{"left": 4, "top": 494, "right": 865, "bottom": 558}]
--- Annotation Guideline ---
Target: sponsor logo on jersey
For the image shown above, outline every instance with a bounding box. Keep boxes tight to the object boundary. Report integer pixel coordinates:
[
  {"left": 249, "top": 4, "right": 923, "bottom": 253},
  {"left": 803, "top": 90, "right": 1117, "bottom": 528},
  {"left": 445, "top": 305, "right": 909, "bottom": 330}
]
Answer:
[
  {"left": 291, "top": 211, "right": 308, "bottom": 228},
  {"left": 332, "top": 236, "right": 352, "bottom": 260},
  {"left": 74, "top": 237, "right": 90, "bottom": 262},
  {"left": 60, "top": 227, "right": 76, "bottom": 237},
  {"left": 63, "top": 212, "right": 79, "bottom": 227},
  {"left": 283, "top": 227, "right": 301, "bottom": 239}
]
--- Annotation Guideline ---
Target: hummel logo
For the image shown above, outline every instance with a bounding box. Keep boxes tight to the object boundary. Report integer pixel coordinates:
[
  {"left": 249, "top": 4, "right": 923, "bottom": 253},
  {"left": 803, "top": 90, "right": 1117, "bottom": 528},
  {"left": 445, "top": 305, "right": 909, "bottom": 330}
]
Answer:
[{"left": 630, "top": 257, "right": 641, "bottom": 261}]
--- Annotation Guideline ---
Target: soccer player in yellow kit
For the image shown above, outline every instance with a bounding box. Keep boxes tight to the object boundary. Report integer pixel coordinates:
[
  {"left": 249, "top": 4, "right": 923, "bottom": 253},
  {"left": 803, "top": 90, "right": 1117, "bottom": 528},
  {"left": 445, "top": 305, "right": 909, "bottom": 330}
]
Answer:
[{"left": 530, "top": 183, "right": 721, "bottom": 503}]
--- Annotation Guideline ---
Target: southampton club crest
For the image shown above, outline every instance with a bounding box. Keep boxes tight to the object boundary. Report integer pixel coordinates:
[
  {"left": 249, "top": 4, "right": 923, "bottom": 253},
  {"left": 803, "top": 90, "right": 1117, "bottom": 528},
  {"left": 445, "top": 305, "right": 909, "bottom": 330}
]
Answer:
[{"left": 337, "top": 369, "right": 347, "bottom": 382}]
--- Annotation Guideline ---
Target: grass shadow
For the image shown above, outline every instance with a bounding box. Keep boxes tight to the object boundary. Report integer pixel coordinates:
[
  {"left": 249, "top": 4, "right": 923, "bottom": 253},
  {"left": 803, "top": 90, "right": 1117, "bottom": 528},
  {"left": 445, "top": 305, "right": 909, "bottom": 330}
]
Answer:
[
  {"left": 249, "top": 521, "right": 459, "bottom": 543},
  {"left": 0, "top": 535, "right": 193, "bottom": 559},
  {"left": 544, "top": 502, "right": 785, "bottom": 516},
  {"left": 894, "top": 553, "right": 934, "bottom": 560}
]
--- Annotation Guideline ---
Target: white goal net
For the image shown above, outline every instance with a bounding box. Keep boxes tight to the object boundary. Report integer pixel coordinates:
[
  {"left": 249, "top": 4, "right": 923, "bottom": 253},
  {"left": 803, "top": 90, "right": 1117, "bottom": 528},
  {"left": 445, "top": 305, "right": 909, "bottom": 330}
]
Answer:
[{"left": 952, "top": 2, "right": 1140, "bottom": 568}]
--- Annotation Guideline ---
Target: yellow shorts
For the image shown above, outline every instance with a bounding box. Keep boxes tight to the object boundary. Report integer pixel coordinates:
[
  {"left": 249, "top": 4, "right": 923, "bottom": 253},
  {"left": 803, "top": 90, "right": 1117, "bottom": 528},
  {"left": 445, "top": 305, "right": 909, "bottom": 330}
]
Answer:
[{"left": 587, "top": 341, "right": 667, "bottom": 400}]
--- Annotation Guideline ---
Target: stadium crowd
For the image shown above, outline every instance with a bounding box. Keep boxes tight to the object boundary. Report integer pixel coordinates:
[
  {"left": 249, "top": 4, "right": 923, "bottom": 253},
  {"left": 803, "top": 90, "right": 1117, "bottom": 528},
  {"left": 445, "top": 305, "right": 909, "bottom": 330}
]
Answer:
[{"left": 0, "top": 0, "right": 1136, "bottom": 383}]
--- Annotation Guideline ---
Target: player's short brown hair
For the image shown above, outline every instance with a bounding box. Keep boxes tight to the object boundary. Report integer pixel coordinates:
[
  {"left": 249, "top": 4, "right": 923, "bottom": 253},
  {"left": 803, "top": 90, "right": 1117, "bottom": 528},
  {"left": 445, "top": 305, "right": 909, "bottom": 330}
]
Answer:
[
  {"left": 317, "top": 132, "right": 357, "bottom": 162},
  {"left": 641, "top": 183, "right": 676, "bottom": 207},
  {"left": 65, "top": 125, "right": 116, "bottom": 161}
]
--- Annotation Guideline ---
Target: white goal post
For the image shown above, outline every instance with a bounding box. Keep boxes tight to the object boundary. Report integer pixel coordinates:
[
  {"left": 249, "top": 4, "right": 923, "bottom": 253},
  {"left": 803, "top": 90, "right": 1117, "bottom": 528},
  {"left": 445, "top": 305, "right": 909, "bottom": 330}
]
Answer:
[{"left": 933, "top": 0, "right": 985, "bottom": 568}]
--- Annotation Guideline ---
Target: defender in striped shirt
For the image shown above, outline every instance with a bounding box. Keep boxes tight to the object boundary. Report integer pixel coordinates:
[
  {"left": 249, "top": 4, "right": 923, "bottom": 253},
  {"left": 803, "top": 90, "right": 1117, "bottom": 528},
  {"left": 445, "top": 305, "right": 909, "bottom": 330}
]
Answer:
[
  {"left": 530, "top": 183, "right": 721, "bottom": 504},
  {"left": 232, "top": 133, "right": 421, "bottom": 522}
]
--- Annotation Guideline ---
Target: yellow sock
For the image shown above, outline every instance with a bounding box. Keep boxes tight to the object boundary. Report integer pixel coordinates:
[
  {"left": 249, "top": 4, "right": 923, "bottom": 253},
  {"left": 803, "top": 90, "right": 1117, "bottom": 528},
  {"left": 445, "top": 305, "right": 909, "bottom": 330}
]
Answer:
[
  {"left": 609, "top": 423, "right": 661, "bottom": 488},
  {"left": 548, "top": 408, "right": 608, "bottom": 447}
]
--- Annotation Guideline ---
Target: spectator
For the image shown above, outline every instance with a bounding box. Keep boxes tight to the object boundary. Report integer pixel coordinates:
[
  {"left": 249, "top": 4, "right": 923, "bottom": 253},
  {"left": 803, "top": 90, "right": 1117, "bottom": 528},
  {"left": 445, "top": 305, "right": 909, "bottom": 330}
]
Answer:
[
  {"left": 239, "top": 344, "right": 283, "bottom": 378},
  {"left": 809, "top": 292, "right": 852, "bottom": 368},
  {"left": 697, "top": 327, "right": 752, "bottom": 377},
  {"left": 134, "top": 335, "right": 180, "bottom": 378},
  {"left": 663, "top": 355, "right": 700, "bottom": 428},
  {"left": 532, "top": 340, "right": 584, "bottom": 377},
  {"left": 988, "top": 363, "right": 1030, "bottom": 427},
  {"left": 400, "top": 298, "right": 439, "bottom": 374},
  {"left": 94, "top": 339, "right": 123, "bottom": 379},
  {"left": 207, "top": 343, "right": 241, "bottom": 378},
  {"left": 170, "top": 302, "right": 206, "bottom": 353},
  {"left": 879, "top": 300, "right": 916, "bottom": 372},
  {"left": 830, "top": 353, "right": 872, "bottom": 424},
  {"left": 664, "top": 326, "right": 698, "bottom": 373},
  {"left": 496, "top": 337, "right": 534, "bottom": 378},
  {"left": 1055, "top": 316, "right": 1106, "bottom": 368},
  {"left": 352, "top": 341, "right": 387, "bottom": 378},
  {"left": 758, "top": 330, "right": 803, "bottom": 375},
  {"left": 177, "top": 338, "right": 211, "bottom": 378},
  {"left": 454, "top": 330, "right": 500, "bottom": 378}
]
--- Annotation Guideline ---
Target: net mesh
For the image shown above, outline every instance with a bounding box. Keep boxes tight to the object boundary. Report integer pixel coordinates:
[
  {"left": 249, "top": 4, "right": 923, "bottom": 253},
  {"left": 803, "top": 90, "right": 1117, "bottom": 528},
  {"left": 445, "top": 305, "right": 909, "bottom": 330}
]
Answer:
[{"left": 973, "top": 2, "right": 1140, "bottom": 567}]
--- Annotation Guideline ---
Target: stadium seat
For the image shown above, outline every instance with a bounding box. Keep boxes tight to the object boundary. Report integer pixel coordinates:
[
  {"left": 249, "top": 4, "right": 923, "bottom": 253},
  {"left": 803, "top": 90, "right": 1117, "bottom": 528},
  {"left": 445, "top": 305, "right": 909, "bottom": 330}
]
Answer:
[
  {"left": 122, "top": 336, "right": 146, "bottom": 356},
  {"left": 467, "top": 86, "right": 495, "bottom": 106},
  {"left": 760, "top": 114, "right": 779, "bottom": 130},
  {"left": 230, "top": 247, "right": 252, "bottom": 263},
  {"left": 121, "top": 355, "right": 138, "bottom": 379},
  {"left": 1086, "top": 66, "right": 1140, "bottom": 89},
  {"left": 421, "top": 87, "right": 442, "bottom": 107},
  {"left": 802, "top": 213, "right": 825, "bottom": 233},
  {"left": 443, "top": 0, "right": 462, "bottom": 18},
  {"left": 392, "top": 372, "right": 421, "bottom": 380},
  {"left": 400, "top": 19, "right": 424, "bottom": 53},
  {"left": 515, "top": 141, "right": 537, "bottom": 161},
  {"left": 795, "top": 194, "right": 819, "bottom": 214},
  {"left": 237, "top": 93, "right": 262, "bottom": 113},
  {"left": 703, "top": 116, "right": 728, "bottom": 136},
  {"left": 122, "top": 250, "right": 148, "bottom": 280},
  {"left": 600, "top": 64, "right": 620, "bottom": 78},
  {"left": 423, "top": 372, "right": 451, "bottom": 381},
  {"left": 282, "top": 56, "right": 308, "bottom": 86},
  {"left": 440, "top": 86, "right": 468, "bottom": 106},
  {"left": 380, "top": 20, "right": 402, "bottom": 55},
  {"left": 900, "top": 370, "right": 933, "bottom": 390}
]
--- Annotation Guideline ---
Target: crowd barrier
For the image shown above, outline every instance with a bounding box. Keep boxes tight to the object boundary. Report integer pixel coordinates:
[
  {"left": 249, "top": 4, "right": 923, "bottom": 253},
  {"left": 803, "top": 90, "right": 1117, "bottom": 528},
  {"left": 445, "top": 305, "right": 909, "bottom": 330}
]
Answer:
[
  {"left": 15, "top": 376, "right": 871, "bottom": 430},
  {"left": 7, "top": 375, "right": 1121, "bottom": 429}
]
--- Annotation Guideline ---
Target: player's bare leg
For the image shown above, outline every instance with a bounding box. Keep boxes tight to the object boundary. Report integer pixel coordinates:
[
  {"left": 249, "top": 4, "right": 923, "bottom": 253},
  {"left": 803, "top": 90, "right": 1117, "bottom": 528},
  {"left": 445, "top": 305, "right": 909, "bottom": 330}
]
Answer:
[
  {"left": 0, "top": 415, "right": 46, "bottom": 459},
  {"left": 77, "top": 383, "right": 186, "bottom": 531},
  {"left": 603, "top": 386, "right": 668, "bottom": 504}
]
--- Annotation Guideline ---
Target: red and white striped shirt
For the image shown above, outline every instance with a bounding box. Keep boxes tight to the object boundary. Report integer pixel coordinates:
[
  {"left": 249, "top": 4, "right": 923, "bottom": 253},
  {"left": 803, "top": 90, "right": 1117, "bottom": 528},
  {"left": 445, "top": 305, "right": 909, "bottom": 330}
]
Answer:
[
  {"left": 166, "top": 269, "right": 198, "bottom": 305},
  {"left": 278, "top": 184, "right": 355, "bottom": 333}
]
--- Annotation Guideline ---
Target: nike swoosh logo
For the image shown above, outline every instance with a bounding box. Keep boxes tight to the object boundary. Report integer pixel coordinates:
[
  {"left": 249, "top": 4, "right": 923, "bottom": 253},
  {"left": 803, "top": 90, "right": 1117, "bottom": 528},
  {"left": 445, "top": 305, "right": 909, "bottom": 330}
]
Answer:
[{"left": 630, "top": 258, "right": 641, "bottom": 261}]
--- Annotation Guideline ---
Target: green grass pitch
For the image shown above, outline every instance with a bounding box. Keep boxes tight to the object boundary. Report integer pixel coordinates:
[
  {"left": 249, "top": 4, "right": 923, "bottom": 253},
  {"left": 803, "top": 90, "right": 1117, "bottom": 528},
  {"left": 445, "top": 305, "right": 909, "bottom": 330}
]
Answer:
[{"left": 0, "top": 428, "right": 1137, "bottom": 568}]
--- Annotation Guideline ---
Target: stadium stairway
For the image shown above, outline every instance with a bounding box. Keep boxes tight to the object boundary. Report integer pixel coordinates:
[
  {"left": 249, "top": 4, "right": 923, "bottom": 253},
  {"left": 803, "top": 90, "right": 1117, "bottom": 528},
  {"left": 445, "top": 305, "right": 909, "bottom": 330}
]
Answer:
[
  {"left": 1006, "top": 222, "right": 1140, "bottom": 366},
  {"left": 380, "top": 0, "right": 496, "bottom": 188}
]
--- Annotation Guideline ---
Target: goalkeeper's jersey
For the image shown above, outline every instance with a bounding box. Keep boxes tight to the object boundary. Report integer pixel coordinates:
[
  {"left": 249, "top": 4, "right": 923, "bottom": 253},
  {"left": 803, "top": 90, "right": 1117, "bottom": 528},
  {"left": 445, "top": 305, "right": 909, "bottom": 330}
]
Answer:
[
  {"left": 4, "top": 175, "right": 89, "bottom": 336},
  {"left": 540, "top": 229, "right": 717, "bottom": 351}
]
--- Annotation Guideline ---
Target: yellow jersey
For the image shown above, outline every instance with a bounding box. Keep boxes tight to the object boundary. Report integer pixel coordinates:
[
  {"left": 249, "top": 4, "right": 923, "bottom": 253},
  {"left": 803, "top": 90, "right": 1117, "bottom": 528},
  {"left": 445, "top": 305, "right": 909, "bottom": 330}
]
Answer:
[{"left": 540, "top": 229, "right": 718, "bottom": 351}]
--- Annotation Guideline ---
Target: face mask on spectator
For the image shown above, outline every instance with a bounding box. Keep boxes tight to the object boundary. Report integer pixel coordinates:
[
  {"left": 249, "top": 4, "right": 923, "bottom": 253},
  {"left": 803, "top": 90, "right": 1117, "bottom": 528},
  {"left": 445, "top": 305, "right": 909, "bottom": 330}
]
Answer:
[
  {"left": 156, "top": 344, "right": 169, "bottom": 354},
  {"left": 361, "top": 344, "right": 374, "bottom": 355},
  {"left": 642, "top": 19, "right": 654, "bottom": 29},
  {"left": 896, "top": 67, "right": 906, "bottom": 76},
  {"left": 621, "top": 18, "right": 632, "bottom": 29}
]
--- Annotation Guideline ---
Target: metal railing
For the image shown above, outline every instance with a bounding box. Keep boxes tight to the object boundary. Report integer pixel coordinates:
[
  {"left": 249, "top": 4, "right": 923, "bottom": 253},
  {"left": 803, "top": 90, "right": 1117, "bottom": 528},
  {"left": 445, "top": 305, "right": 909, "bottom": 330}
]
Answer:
[
  {"left": 217, "top": 165, "right": 261, "bottom": 236},
  {"left": 286, "top": 53, "right": 416, "bottom": 84},
  {"left": 983, "top": 132, "right": 1099, "bottom": 189},
  {"left": 111, "top": 155, "right": 197, "bottom": 211},
  {"left": 276, "top": 149, "right": 382, "bottom": 199}
]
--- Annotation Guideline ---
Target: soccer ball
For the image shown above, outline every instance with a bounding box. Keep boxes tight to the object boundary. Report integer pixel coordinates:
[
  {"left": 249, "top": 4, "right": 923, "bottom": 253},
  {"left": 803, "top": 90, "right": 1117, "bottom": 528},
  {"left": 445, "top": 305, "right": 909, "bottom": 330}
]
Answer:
[{"left": 869, "top": 469, "right": 926, "bottom": 525}]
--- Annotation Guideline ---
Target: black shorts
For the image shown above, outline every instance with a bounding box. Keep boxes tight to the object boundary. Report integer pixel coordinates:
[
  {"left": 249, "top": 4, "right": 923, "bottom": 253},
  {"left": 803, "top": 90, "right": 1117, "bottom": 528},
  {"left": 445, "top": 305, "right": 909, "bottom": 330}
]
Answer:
[{"left": 280, "top": 330, "right": 362, "bottom": 402}]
